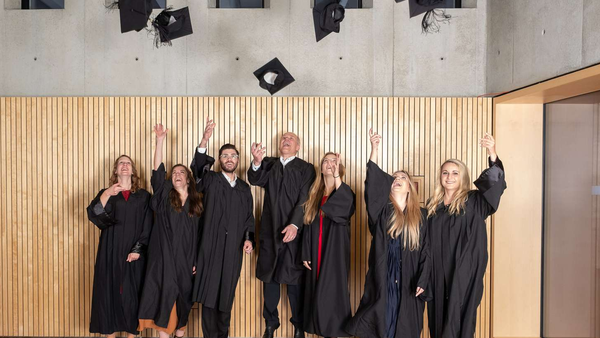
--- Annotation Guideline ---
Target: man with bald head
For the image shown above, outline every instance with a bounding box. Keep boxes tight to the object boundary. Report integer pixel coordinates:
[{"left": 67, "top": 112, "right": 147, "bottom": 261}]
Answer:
[{"left": 248, "top": 132, "right": 316, "bottom": 338}]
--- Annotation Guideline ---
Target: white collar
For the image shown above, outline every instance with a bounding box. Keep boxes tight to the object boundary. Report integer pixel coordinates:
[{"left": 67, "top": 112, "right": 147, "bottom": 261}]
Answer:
[{"left": 280, "top": 156, "right": 296, "bottom": 167}]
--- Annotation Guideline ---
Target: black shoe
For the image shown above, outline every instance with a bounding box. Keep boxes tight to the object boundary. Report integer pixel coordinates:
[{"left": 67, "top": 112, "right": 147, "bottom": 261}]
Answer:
[
  {"left": 293, "top": 326, "right": 305, "bottom": 338},
  {"left": 262, "top": 323, "right": 280, "bottom": 338}
]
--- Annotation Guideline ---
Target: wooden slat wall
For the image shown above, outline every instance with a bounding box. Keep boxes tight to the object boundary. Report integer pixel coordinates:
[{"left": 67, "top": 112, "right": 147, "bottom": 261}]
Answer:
[{"left": 0, "top": 96, "right": 492, "bottom": 338}]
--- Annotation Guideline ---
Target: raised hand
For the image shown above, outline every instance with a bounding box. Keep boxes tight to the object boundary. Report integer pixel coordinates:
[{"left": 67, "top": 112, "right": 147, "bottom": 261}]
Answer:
[
  {"left": 369, "top": 128, "right": 382, "bottom": 148},
  {"left": 154, "top": 124, "right": 168, "bottom": 140},
  {"left": 332, "top": 153, "right": 340, "bottom": 178},
  {"left": 369, "top": 128, "right": 382, "bottom": 163},
  {"left": 479, "top": 132, "right": 497, "bottom": 162},
  {"left": 251, "top": 142, "right": 266, "bottom": 166},
  {"left": 202, "top": 117, "right": 216, "bottom": 143}
]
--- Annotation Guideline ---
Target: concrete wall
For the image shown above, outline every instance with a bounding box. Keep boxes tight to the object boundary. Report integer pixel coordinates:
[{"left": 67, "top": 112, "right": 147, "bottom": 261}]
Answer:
[
  {"left": 0, "top": 0, "right": 488, "bottom": 96},
  {"left": 487, "top": 0, "right": 600, "bottom": 94}
]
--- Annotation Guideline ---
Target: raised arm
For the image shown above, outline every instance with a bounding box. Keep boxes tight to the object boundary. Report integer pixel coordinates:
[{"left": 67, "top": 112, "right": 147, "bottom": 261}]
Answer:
[
  {"left": 190, "top": 117, "right": 216, "bottom": 192},
  {"left": 473, "top": 133, "right": 506, "bottom": 217},
  {"left": 153, "top": 124, "right": 168, "bottom": 171},
  {"left": 247, "top": 142, "right": 274, "bottom": 187},
  {"left": 369, "top": 128, "right": 382, "bottom": 165}
]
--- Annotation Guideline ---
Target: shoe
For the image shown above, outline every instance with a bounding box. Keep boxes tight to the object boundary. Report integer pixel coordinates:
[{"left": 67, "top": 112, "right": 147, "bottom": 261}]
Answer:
[
  {"left": 262, "top": 323, "right": 280, "bottom": 338},
  {"left": 293, "top": 326, "right": 305, "bottom": 338}
]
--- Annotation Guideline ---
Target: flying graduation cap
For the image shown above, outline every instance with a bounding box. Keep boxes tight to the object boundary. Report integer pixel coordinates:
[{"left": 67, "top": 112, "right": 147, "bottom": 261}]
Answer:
[
  {"left": 150, "top": 7, "right": 193, "bottom": 47},
  {"left": 106, "top": 0, "right": 153, "bottom": 33},
  {"left": 406, "top": 0, "right": 452, "bottom": 34},
  {"left": 253, "top": 58, "right": 295, "bottom": 95},
  {"left": 312, "top": 0, "right": 346, "bottom": 42}
]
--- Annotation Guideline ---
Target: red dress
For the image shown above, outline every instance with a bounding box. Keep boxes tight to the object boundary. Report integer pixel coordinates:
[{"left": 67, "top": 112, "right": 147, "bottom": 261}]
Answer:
[{"left": 316, "top": 196, "right": 328, "bottom": 279}]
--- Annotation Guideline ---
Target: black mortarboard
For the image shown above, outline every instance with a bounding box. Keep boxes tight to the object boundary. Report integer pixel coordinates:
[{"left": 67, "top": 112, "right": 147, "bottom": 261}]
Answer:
[
  {"left": 409, "top": 0, "right": 450, "bottom": 17},
  {"left": 116, "top": 0, "right": 153, "bottom": 33},
  {"left": 312, "top": 0, "right": 345, "bottom": 42},
  {"left": 253, "top": 58, "right": 295, "bottom": 95},
  {"left": 408, "top": 0, "right": 452, "bottom": 33},
  {"left": 151, "top": 7, "right": 193, "bottom": 47}
]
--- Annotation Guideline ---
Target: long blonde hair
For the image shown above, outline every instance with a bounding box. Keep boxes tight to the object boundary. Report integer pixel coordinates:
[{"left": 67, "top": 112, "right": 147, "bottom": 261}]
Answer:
[
  {"left": 388, "top": 170, "right": 423, "bottom": 251},
  {"left": 109, "top": 155, "right": 140, "bottom": 192},
  {"left": 426, "top": 159, "right": 471, "bottom": 217},
  {"left": 303, "top": 152, "right": 345, "bottom": 225}
]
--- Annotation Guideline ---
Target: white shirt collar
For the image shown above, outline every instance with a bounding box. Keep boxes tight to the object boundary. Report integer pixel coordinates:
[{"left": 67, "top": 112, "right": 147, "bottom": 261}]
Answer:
[
  {"left": 222, "top": 172, "right": 237, "bottom": 187},
  {"left": 280, "top": 156, "right": 296, "bottom": 167}
]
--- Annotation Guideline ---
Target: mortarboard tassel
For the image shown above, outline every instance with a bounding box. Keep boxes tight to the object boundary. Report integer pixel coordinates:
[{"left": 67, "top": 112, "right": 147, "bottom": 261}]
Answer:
[
  {"left": 421, "top": 8, "right": 451, "bottom": 34},
  {"left": 105, "top": 1, "right": 119, "bottom": 11}
]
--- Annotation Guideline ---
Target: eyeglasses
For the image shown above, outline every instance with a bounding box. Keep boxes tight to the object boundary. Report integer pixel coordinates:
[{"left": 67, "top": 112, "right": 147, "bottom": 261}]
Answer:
[{"left": 220, "top": 154, "right": 239, "bottom": 159}]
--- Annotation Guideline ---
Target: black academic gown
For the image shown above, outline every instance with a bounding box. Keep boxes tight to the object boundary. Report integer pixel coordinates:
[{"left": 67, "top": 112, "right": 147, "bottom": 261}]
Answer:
[
  {"left": 87, "top": 189, "right": 153, "bottom": 335},
  {"left": 301, "top": 182, "right": 356, "bottom": 337},
  {"left": 138, "top": 163, "right": 201, "bottom": 330},
  {"left": 247, "top": 156, "right": 316, "bottom": 285},
  {"left": 426, "top": 157, "right": 506, "bottom": 338},
  {"left": 190, "top": 150, "right": 255, "bottom": 312},
  {"left": 346, "top": 161, "right": 431, "bottom": 338}
]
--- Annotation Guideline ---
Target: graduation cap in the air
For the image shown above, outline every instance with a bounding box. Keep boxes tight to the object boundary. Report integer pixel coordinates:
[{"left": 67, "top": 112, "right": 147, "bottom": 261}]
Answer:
[
  {"left": 253, "top": 58, "right": 295, "bottom": 95},
  {"left": 151, "top": 6, "right": 193, "bottom": 47},
  {"left": 408, "top": 0, "right": 452, "bottom": 33},
  {"left": 312, "top": 0, "right": 345, "bottom": 42},
  {"left": 107, "top": 0, "right": 153, "bottom": 33}
]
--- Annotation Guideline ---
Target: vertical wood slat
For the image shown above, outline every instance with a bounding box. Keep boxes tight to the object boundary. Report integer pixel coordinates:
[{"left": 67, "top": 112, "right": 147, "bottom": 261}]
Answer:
[{"left": 0, "top": 96, "right": 492, "bottom": 338}]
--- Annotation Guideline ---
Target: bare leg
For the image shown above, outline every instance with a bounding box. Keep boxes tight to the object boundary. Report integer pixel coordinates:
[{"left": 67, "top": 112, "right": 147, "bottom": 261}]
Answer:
[
  {"left": 107, "top": 334, "right": 116, "bottom": 338},
  {"left": 175, "top": 328, "right": 185, "bottom": 337},
  {"left": 126, "top": 334, "right": 135, "bottom": 338},
  {"left": 158, "top": 331, "right": 170, "bottom": 338}
]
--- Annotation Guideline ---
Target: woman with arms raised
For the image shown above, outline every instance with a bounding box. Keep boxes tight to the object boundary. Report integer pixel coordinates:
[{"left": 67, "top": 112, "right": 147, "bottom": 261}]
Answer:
[
  {"left": 426, "top": 133, "right": 506, "bottom": 338},
  {"left": 138, "top": 124, "right": 203, "bottom": 338},
  {"left": 345, "top": 129, "right": 430, "bottom": 338}
]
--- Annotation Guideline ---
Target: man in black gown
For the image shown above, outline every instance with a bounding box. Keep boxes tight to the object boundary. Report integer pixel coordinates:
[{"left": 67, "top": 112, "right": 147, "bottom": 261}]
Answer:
[
  {"left": 190, "top": 118, "right": 255, "bottom": 338},
  {"left": 248, "top": 132, "right": 316, "bottom": 338}
]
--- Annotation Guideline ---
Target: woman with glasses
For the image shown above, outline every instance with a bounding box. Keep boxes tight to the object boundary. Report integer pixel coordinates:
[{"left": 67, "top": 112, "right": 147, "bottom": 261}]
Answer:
[{"left": 190, "top": 118, "right": 256, "bottom": 338}]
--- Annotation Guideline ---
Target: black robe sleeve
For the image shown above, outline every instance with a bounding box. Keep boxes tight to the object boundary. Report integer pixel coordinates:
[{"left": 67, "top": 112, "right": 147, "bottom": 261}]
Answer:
[
  {"left": 87, "top": 189, "right": 117, "bottom": 230},
  {"left": 130, "top": 192, "right": 153, "bottom": 255},
  {"left": 244, "top": 192, "right": 256, "bottom": 247},
  {"left": 151, "top": 163, "right": 172, "bottom": 211},
  {"left": 190, "top": 148, "right": 216, "bottom": 193},
  {"left": 246, "top": 157, "right": 277, "bottom": 187},
  {"left": 301, "top": 223, "right": 312, "bottom": 262},
  {"left": 472, "top": 157, "right": 507, "bottom": 218},
  {"left": 416, "top": 209, "right": 432, "bottom": 301},
  {"left": 365, "top": 160, "right": 394, "bottom": 234},
  {"left": 321, "top": 182, "right": 356, "bottom": 224},
  {"left": 287, "top": 164, "right": 317, "bottom": 231}
]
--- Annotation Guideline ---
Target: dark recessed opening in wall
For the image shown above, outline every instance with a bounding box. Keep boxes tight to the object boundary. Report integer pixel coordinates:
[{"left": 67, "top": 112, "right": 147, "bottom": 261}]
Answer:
[
  {"left": 214, "top": 0, "right": 265, "bottom": 8},
  {"left": 16, "top": 0, "right": 64, "bottom": 9},
  {"left": 311, "top": 0, "right": 372, "bottom": 9}
]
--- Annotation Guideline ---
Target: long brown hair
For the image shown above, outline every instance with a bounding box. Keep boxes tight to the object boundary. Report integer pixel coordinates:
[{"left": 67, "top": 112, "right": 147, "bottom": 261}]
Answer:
[
  {"left": 388, "top": 170, "right": 423, "bottom": 251},
  {"left": 426, "top": 159, "right": 471, "bottom": 217},
  {"left": 109, "top": 155, "right": 140, "bottom": 192},
  {"left": 168, "top": 164, "right": 203, "bottom": 217},
  {"left": 303, "top": 152, "right": 345, "bottom": 225}
]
